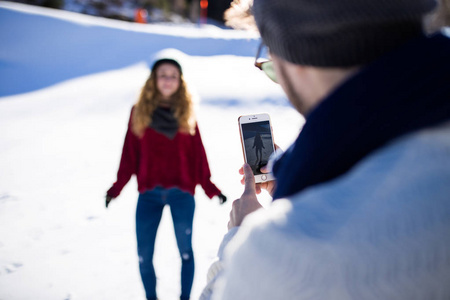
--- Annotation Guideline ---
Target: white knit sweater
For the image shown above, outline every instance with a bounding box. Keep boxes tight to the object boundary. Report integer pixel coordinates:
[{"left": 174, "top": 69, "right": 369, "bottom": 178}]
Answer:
[{"left": 201, "top": 122, "right": 450, "bottom": 300}]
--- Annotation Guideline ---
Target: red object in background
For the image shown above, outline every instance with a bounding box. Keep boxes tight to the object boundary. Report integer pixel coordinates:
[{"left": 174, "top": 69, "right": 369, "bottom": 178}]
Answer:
[
  {"left": 135, "top": 8, "right": 148, "bottom": 23},
  {"left": 200, "top": 0, "right": 208, "bottom": 24}
]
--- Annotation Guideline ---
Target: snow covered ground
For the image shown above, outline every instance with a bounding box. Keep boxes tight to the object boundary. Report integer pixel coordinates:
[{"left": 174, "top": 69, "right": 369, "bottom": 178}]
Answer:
[{"left": 0, "top": 2, "right": 304, "bottom": 300}]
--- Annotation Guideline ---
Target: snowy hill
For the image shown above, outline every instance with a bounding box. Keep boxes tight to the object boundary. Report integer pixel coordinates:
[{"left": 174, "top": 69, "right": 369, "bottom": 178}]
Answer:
[
  {"left": 0, "top": 2, "right": 303, "bottom": 300},
  {"left": 0, "top": 1, "right": 263, "bottom": 97}
]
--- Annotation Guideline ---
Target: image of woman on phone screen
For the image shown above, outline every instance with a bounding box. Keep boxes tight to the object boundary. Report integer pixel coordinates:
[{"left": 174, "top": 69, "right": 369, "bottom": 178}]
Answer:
[{"left": 105, "top": 55, "right": 227, "bottom": 300}]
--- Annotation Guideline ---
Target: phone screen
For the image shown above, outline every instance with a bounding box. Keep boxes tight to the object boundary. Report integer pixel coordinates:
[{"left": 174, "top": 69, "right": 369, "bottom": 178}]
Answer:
[{"left": 241, "top": 120, "right": 274, "bottom": 175}]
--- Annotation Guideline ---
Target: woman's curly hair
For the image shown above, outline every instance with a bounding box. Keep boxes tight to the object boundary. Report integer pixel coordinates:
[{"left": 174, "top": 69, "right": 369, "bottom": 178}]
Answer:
[{"left": 131, "top": 66, "right": 196, "bottom": 138}]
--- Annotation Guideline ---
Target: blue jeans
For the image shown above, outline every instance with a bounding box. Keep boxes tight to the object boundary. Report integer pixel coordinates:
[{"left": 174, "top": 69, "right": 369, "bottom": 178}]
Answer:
[{"left": 136, "top": 187, "right": 195, "bottom": 300}]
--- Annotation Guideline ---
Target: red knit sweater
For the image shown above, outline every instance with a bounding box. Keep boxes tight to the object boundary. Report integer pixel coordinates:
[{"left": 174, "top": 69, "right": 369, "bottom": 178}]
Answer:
[{"left": 107, "top": 108, "right": 221, "bottom": 199}]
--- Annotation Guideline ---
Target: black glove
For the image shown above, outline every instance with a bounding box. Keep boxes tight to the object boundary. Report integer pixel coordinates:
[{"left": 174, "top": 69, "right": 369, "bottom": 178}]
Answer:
[
  {"left": 218, "top": 193, "right": 227, "bottom": 205},
  {"left": 105, "top": 195, "right": 114, "bottom": 208}
]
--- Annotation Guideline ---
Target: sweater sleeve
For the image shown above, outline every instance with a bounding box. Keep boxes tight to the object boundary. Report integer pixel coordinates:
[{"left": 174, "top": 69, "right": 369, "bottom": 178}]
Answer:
[
  {"left": 212, "top": 207, "right": 307, "bottom": 300},
  {"left": 106, "top": 108, "right": 140, "bottom": 198},
  {"left": 200, "top": 228, "right": 239, "bottom": 300},
  {"left": 194, "top": 124, "right": 222, "bottom": 199}
]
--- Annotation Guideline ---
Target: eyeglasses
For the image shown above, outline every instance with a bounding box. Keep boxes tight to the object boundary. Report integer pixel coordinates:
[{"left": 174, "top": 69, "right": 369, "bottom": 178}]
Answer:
[{"left": 254, "top": 42, "right": 277, "bottom": 83}]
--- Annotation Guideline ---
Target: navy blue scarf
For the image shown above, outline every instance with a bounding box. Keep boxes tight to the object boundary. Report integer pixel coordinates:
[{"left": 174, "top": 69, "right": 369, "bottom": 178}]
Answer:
[{"left": 273, "top": 33, "right": 450, "bottom": 200}]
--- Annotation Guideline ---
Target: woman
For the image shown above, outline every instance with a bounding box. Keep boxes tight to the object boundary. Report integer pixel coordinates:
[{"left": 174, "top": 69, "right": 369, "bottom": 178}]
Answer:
[{"left": 105, "top": 57, "right": 226, "bottom": 300}]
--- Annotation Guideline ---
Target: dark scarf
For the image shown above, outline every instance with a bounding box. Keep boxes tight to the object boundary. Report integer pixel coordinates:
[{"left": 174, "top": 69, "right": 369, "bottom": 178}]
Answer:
[
  {"left": 149, "top": 107, "right": 179, "bottom": 139},
  {"left": 273, "top": 33, "right": 450, "bottom": 200}
]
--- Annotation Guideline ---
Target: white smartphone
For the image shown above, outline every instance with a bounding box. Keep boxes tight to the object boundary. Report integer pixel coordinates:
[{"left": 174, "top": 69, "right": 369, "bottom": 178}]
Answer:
[{"left": 238, "top": 113, "right": 276, "bottom": 183}]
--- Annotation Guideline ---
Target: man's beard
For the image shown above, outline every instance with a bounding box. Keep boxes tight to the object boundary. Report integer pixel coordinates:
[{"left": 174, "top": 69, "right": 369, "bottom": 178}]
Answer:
[{"left": 277, "top": 62, "right": 309, "bottom": 116}]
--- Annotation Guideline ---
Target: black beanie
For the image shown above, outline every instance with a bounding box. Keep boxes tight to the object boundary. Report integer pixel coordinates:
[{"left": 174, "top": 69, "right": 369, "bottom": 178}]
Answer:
[
  {"left": 253, "top": 0, "right": 437, "bottom": 67},
  {"left": 151, "top": 58, "right": 183, "bottom": 74}
]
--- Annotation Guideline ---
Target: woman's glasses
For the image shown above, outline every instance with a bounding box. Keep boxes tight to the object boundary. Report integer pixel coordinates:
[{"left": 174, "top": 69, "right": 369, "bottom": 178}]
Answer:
[{"left": 254, "top": 42, "right": 277, "bottom": 83}]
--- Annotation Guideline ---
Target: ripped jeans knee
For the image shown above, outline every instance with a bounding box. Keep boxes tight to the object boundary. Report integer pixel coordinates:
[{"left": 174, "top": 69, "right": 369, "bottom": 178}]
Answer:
[{"left": 181, "top": 249, "right": 194, "bottom": 262}]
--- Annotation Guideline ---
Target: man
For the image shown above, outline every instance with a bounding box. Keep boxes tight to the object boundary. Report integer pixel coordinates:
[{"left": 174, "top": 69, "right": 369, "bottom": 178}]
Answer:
[{"left": 201, "top": 0, "right": 450, "bottom": 299}]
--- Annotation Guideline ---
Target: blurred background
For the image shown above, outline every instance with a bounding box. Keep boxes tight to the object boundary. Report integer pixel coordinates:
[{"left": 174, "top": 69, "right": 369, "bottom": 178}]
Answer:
[
  {"left": 7, "top": 0, "right": 234, "bottom": 24},
  {"left": 0, "top": 1, "right": 298, "bottom": 299}
]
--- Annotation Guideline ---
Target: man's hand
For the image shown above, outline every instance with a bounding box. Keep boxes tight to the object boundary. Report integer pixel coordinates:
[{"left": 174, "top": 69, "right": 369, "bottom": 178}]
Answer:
[
  {"left": 239, "top": 165, "right": 276, "bottom": 196},
  {"left": 228, "top": 164, "right": 263, "bottom": 230},
  {"left": 239, "top": 144, "right": 281, "bottom": 196}
]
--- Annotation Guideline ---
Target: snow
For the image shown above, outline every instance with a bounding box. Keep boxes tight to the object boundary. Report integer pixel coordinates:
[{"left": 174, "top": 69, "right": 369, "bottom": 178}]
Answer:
[{"left": 0, "top": 2, "right": 304, "bottom": 300}]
